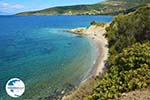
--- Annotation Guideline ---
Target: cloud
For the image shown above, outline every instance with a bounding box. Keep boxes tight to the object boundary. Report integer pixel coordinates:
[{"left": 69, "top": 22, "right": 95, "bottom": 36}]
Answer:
[
  {"left": 12, "top": 4, "right": 25, "bottom": 9},
  {"left": 0, "top": 2, "right": 25, "bottom": 10}
]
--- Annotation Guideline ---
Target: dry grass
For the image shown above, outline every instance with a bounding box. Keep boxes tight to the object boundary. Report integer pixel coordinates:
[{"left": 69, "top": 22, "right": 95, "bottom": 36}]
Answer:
[{"left": 62, "top": 77, "right": 100, "bottom": 100}]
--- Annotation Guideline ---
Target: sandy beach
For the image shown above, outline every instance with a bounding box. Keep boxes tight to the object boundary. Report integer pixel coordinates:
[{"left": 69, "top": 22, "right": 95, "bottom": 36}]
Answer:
[
  {"left": 87, "top": 25, "right": 109, "bottom": 76},
  {"left": 64, "top": 24, "right": 109, "bottom": 76},
  {"left": 62, "top": 24, "right": 109, "bottom": 100}
]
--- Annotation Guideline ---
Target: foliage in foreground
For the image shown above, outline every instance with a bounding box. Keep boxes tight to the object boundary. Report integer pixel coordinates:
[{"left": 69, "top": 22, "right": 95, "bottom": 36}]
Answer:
[
  {"left": 85, "top": 6, "right": 150, "bottom": 100},
  {"left": 106, "top": 6, "right": 150, "bottom": 56},
  {"left": 85, "top": 42, "right": 150, "bottom": 100}
]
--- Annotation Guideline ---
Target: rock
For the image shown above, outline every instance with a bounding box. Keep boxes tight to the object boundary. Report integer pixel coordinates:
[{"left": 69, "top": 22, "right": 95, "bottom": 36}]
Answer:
[{"left": 61, "top": 90, "right": 65, "bottom": 94}]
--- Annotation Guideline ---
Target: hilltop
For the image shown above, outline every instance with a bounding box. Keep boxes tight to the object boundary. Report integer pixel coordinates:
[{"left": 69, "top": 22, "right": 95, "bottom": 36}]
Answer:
[{"left": 15, "top": 0, "right": 150, "bottom": 16}]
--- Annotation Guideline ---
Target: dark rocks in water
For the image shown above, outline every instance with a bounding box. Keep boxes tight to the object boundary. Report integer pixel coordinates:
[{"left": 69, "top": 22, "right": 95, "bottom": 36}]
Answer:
[
  {"left": 40, "top": 46, "right": 57, "bottom": 55},
  {"left": 67, "top": 83, "right": 76, "bottom": 91},
  {"left": 76, "top": 35, "right": 83, "bottom": 38},
  {"left": 67, "top": 42, "right": 72, "bottom": 46},
  {"left": 39, "top": 83, "right": 76, "bottom": 100},
  {"left": 64, "top": 42, "right": 72, "bottom": 48}
]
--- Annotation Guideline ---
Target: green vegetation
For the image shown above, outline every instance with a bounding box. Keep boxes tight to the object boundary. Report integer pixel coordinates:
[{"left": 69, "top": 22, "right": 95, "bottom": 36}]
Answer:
[
  {"left": 85, "top": 42, "right": 150, "bottom": 100},
  {"left": 90, "top": 21, "right": 106, "bottom": 27},
  {"left": 90, "top": 21, "right": 97, "bottom": 25},
  {"left": 15, "top": 0, "right": 150, "bottom": 15},
  {"left": 85, "top": 6, "right": 150, "bottom": 100},
  {"left": 106, "top": 6, "right": 150, "bottom": 64}
]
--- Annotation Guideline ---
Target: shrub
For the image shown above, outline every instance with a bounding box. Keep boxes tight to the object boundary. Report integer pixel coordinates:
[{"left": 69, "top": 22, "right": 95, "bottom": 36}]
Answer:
[
  {"left": 90, "top": 21, "right": 106, "bottom": 27},
  {"left": 90, "top": 21, "right": 97, "bottom": 25},
  {"left": 86, "top": 6, "right": 150, "bottom": 100},
  {"left": 106, "top": 6, "right": 150, "bottom": 55},
  {"left": 85, "top": 42, "right": 150, "bottom": 100}
]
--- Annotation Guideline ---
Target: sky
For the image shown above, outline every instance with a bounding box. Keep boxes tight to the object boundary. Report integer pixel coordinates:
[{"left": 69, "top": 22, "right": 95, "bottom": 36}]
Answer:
[{"left": 0, "top": 0, "right": 104, "bottom": 14}]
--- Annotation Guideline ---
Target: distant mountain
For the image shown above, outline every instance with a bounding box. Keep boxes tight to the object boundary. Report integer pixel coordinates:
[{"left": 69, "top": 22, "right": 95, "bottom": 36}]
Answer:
[{"left": 15, "top": 0, "right": 150, "bottom": 16}]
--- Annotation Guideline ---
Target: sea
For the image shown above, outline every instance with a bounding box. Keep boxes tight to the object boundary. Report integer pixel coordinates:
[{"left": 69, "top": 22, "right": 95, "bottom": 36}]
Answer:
[{"left": 0, "top": 15, "right": 112, "bottom": 100}]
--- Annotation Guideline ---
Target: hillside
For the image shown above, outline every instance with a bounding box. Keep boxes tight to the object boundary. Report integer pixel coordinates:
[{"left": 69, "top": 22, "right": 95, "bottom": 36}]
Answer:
[
  {"left": 85, "top": 6, "right": 150, "bottom": 100},
  {"left": 15, "top": 0, "right": 150, "bottom": 16},
  {"left": 58, "top": 5, "right": 150, "bottom": 100},
  {"left": 109, "top": 87, "right": 150, "bottom": 100}
]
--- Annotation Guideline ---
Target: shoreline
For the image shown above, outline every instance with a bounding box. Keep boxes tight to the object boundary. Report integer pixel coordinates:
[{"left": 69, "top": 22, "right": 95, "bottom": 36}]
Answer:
[
  {"left": 64, "top": 24, "right": 109, "bottom": 76},
  {"left": 62, "top": 24, "right": 109, "bottom": 100}
]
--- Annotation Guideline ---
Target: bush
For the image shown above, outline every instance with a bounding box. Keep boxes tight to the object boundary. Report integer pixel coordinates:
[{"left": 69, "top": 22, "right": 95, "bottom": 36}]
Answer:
[
  {"left": 90, "top": 21, "right": 106, "bottom": 27},
  {"left": 90, "top": 21, "right": 96, "bottom": 25},
  {"left": 106, "top": 6, "right": 150, "bottom": 55},
  {"left": 85, "top": 42, "right": 150, "bottom": 100},
  {"left": 86, "top": 6, "right": 150, "bottom": 100}
]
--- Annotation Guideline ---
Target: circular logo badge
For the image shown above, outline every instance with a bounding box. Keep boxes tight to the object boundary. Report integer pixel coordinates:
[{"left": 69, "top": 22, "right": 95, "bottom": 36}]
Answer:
[{"left": 5, "top": 78, "right": 25, "bottom": 98}]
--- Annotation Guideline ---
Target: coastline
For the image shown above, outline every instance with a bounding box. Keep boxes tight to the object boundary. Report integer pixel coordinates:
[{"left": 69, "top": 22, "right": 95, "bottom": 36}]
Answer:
[
  {"left": 87, "top": 26, "right": 108, "bottom": 76},
  {"left": 64, "top": 24, "right": 109, "bottom": 76},
  {"left": 62, "top": 24, "right": 109, "bottom": 100}
]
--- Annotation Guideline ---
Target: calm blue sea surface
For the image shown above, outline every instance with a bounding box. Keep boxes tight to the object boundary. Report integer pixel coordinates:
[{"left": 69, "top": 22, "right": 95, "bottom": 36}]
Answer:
[{"left": 0, "top": 15, "right": 112, "bottom": 99}]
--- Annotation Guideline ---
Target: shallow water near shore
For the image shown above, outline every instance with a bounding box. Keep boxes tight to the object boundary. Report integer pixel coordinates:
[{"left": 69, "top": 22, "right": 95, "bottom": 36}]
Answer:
[{"left": 0, "top": 15, "right": 112, "bottom": 99}]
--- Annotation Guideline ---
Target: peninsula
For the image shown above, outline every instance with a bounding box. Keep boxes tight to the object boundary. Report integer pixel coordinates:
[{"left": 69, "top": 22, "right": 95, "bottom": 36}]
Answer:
[{"left": 15, "top": 0, "right": 149, "bottom": 16}]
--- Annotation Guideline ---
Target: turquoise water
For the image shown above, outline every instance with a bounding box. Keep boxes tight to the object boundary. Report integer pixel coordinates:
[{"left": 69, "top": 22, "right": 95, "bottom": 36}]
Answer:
[{"left": 0, "top": 15, "right": 112, "bottom": 99}]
